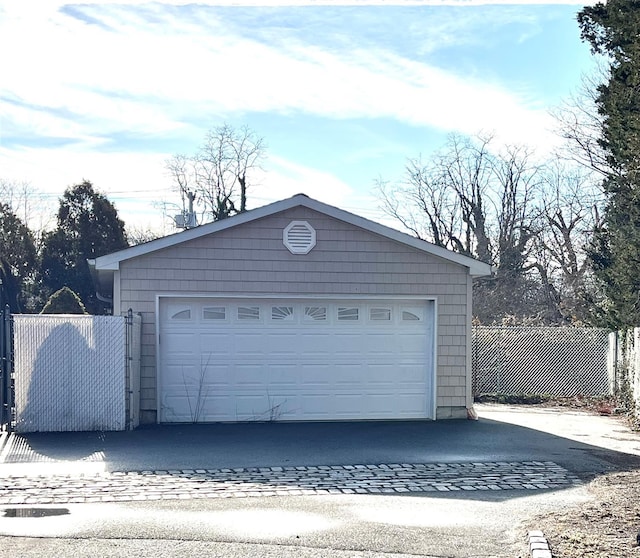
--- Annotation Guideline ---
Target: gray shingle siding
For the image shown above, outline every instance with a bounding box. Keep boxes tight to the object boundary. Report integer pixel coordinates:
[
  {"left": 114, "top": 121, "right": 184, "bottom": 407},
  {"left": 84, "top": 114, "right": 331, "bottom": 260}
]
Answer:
[{"left": 117, "top": 207, "right": 472, "bottom": 421}]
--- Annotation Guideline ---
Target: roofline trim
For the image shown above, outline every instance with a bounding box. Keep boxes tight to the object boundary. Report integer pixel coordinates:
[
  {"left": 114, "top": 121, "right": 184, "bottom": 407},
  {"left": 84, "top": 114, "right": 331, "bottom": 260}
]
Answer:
[{"left": 92, "top": 194, "right": 492, "bottom": 277}]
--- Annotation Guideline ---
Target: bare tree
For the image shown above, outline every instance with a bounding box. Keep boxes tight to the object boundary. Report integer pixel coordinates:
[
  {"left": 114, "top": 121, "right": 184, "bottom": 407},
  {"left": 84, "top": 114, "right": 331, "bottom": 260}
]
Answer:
[
  {"left": 0, "top": 178, "right": 39, "bottom": 229},
  {"left": 166, "top": 124, "right": 266, "bottom": 226},
  {"left": 491, "top": 143, "right": 541, "bottom": 273},
  {"left": 552, "top": 63, "right": 613, "bottom": 179},
  {"left": 378, "top": 134, "right": 554, "bottom": 323},
  {"left": 532, "top": 161, "right": 604, "bottom": 322},
  {"left": 125, "top": 224, "right": 164, "bottom": 246},
  {"left": 437, "top": 134, "right": 495, "bottom": 262},
  {"left": 377, "top": 158, "right": 460, "bottom": 249},
  {"left": 379, "top": 134, "right": 539, "bottom": 266},
  {"left": 377, "top": 132, "right": 608, "bottom": 324}
]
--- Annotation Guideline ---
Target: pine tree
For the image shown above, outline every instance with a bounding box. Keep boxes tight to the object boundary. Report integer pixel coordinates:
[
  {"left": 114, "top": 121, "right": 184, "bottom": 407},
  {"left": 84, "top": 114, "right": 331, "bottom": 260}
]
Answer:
[
  {"left": 40, "top": 181, "right": 128, "bottom": 314},
  {"left": 578, "top": 0, "right": 640, "bottom": 328},
  {"left": 0, "top": 202, "right": 37, "bottom": 312},
  {"left": 40, "top": 287, "right": 88, "bottom": 315}
]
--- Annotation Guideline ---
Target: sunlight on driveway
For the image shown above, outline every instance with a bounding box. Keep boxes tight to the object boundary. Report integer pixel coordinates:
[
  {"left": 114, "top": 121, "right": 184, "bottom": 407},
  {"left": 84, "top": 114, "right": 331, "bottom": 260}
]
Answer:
[
  {"left": 204, "top": 509, "right": 339, "bottom": 538},
  {"left": 351, "top": 499, "right": 478, "bottom": 528}
]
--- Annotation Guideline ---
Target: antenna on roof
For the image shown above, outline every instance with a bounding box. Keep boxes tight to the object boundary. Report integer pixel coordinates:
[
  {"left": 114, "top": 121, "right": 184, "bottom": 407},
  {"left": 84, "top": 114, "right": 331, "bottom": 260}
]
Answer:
[{"left": 174, "top": 191, "right": 197, "bottom": 229}]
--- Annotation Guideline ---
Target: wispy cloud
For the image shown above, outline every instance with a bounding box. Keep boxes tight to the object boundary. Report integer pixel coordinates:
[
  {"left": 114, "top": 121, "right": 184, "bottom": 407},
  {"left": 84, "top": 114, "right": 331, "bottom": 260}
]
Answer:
[
  {"left": 1, "top": 3, "right": 559, "bottom": 148},
  {"left": 0, "top": 1, "right": 595, "bottom": 230}
]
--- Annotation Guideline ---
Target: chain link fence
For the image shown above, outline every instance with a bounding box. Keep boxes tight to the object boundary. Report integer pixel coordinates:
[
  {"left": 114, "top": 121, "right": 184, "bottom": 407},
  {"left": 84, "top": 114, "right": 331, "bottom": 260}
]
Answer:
[{"left": 472, "top": 326, "right": 611, "bottom": 396}]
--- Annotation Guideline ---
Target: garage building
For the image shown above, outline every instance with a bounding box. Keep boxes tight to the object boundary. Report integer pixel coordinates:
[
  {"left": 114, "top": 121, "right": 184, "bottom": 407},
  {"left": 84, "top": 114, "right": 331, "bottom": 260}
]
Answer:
[{"left": 91, "top": 194, "right": 491, "bottom": 424}]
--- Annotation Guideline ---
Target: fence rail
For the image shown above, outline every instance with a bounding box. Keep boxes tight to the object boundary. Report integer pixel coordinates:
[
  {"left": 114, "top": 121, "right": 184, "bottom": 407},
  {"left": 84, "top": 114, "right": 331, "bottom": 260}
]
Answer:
[{"left": 472, "top": 326, "right": 611, "bottom": 397}]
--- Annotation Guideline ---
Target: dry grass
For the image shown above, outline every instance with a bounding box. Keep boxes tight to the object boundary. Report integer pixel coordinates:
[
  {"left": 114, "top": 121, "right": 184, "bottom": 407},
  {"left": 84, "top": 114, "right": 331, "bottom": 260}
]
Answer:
[{"left": 531, "top": 470, "right": 640, "bottom": 557}]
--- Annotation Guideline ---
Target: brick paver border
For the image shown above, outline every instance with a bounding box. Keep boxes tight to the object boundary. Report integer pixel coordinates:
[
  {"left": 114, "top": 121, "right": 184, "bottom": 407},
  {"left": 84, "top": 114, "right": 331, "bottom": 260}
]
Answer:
[{"left": 0, "top": 461, "right": 581, "bottom": 505}]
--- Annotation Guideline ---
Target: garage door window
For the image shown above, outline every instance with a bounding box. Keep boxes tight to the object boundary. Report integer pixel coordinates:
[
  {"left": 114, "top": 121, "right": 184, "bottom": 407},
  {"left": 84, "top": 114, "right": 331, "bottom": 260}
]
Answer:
[
  {"left": 304, "top": 306, "right": 327, "bottom": 322},
  {"left": 370, "top": 307, "right": 392, "bottom": 321},
  {"left": 238, "top": 306, "right": 260, "bottom": 320},
  {"left": 337, "top": 307, "right": 359, "bottom": 321},
  {"left": 272, "top": 306, "right": 294, "bottom": 321},
  {"left": 169, "top": 308, "right": 191, "bottom": 320},
  {"left": 402, "top": 309, "right": 422, "bottom": 321},
  {"left": 203, "top": 307, "right": 226, "bottom": 320}
]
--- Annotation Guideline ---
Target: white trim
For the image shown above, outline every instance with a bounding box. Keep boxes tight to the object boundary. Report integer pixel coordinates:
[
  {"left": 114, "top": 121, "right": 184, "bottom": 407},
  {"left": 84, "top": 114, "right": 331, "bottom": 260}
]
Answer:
[
  {"left": 155, "top": 292, "right": 436, "bottom": 301},
  {"left": 155, "top": 293, "right": 438, "bottom": 422},
  {"left": 429, "top": 299, "right": 438, "bottom": 419},
  {"left": 155, "top": 294, "right": 161, "bottom": 422},
  {"left": 465, "top": 275, "right": 473, "bottom": 411},
  {"left": 113, "top": 270, "right": 121, "bottom": 314},
  {"left": 93, "top": 194, "right": 492, "bottom": 277}
]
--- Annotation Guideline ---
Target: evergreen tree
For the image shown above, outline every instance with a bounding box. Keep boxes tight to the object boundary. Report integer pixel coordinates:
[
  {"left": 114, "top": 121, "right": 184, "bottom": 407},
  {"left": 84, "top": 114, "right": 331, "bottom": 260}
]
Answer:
[
  {"left": 578, "top": 0, "right": 640, "bottom": 328},
  {"left": 0, "top": 202, "right": 37, "bottom": 312},
  {"left": 40, "top": 287, "right": 88, "bottom": 315},
  {"left": 40, "top": 181, "right": 128, "bottom": 314}
]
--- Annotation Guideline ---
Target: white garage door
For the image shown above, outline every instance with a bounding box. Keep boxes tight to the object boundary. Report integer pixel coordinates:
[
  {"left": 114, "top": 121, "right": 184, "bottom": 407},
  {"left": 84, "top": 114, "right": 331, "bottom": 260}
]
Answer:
[{"left": 158, "top": 298, "right": 435, "bottom": 422}]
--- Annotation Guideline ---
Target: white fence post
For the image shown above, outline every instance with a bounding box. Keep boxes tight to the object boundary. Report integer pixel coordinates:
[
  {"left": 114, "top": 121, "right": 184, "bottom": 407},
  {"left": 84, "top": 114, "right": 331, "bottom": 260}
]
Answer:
[
  {"left": 634, "top": 328, "right": 640, "bottom": 418},
  {"left": 608, "top": 331, "right": 618, "bottom": 396}
]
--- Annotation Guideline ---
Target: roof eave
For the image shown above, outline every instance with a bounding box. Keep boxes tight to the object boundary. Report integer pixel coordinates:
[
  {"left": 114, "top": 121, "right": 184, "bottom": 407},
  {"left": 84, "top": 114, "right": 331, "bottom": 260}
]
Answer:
[{"left": 93, "top": 194, "right": 493, "bottom": 278}]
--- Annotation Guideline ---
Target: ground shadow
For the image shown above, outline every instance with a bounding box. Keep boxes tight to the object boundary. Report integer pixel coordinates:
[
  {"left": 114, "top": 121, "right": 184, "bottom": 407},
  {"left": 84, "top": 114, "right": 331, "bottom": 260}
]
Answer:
[{"left": 8, "top": 409, "right": 640, "bottom": 501}]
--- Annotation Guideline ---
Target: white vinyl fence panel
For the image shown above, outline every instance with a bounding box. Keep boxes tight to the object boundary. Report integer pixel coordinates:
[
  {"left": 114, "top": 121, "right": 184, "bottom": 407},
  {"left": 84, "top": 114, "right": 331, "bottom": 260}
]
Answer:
[{"left": 14, "top": 315, "right": 126, "bottom": 432}]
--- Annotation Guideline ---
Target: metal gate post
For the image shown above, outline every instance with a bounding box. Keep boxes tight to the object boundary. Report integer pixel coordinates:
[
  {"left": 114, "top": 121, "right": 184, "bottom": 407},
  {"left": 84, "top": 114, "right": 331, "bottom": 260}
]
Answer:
[
  {"left": 4, "top": 306, "right": 12, "bottom": 432},
  {"left": 125, "top": 309, "right": 132, "bottom": 430},
  {"left": 0, "top": 296, "right": 5, "bottom": 429}
]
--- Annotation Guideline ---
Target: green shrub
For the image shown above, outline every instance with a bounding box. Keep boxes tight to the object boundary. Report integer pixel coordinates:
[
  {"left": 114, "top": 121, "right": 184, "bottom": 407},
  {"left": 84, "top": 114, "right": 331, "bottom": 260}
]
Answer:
[{"left": 40, "top": 287, "right": 88, "bottom": 315}]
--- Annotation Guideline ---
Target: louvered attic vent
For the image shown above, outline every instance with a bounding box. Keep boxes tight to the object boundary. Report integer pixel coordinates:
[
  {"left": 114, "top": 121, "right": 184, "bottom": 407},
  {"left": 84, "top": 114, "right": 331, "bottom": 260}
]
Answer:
[{"left": 283, "top": 220, "right": 316, "bottom": 254}]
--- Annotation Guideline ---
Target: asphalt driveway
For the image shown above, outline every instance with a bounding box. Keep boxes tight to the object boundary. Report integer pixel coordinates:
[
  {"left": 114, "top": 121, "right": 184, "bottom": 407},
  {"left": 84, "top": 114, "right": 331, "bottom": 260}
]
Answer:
[
  {"left": 2, "top": 403, "right": 639, "bottom": 479},
  {"left": 0, "top": 404, "right": 639, "bottom": 557}
]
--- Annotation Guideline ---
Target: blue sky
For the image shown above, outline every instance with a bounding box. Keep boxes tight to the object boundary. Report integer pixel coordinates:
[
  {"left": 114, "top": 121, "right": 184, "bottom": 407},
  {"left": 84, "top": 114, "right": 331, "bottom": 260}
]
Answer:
[{"left": 0, "top": 1, "right": 597, "bottom": 234}]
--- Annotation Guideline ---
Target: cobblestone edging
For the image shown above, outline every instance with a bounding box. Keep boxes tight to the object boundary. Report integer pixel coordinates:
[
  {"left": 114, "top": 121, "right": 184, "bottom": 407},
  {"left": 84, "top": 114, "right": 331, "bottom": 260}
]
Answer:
[
  {"left": 528, "top": 530, "right": 553, "bottom": 558},
  {"left": 0, "top": 461, "right": 581, "bottom": 505}
]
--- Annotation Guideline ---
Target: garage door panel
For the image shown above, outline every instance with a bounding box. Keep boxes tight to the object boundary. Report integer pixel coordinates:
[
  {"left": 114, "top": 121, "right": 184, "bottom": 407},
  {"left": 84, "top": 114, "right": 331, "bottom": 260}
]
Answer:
[
  {"left": 366, "top": 332, "right": 401, "bottom": 354},
  {"left": 233, "top": 364, "right": 266, "bottom": 388},
  {"left": 233, "top": 333, "right": 266, "bottom": 356},
  {"left": 161, "top": 394, "right": 197, "bottom": 422},
  {"left": 160, "top": 298, "right": 434, "bottom": 422},
  {"left": 300, "top": 394, "right": 337, "bottom": 417},
  {"left": 266, "top": 365, "right": 300, "bottom": 387},
  {"left": 332, "top": 394, "right": 365, "bottom": 412},
  {"left": 298, "top": 332, "right": 332, "bottom": 355},
  {"left": 162, "top": 363, "right": 199, "bottom": 387},
  {"left": 295, "top": 363, "right": 334, "bottom": 385},
  {"left": 201, "top": 395, "right": 244, "bottom": 420},
  {"left": 202, "top": 364, "right": 233, "bottom": 387},
  {"left": 199, "top": 333, "right": 232, "bottom": 356},
  {"left": 395, "top": 393, "right": 428, "bottom": 410},
  {"left": 394, "top": 334, "right": 428, "bottom": 353},
  {"left": 331, "top": 333, "right": 365, "bottom": 356},
  {"left": 333, "top": 365, "right": 365, "bottom": 385},
  {"left": 234, "top": 394, "right": 275, "bottom": 420},
  {"left": 267, "top": 333, "right": 299, "bottom": 356},
  {"left": 162, "top": 332, "right": 196, "bottom": 354},
  {"left": 394, "top": 364, "right": 428, "bottom": 380}
]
